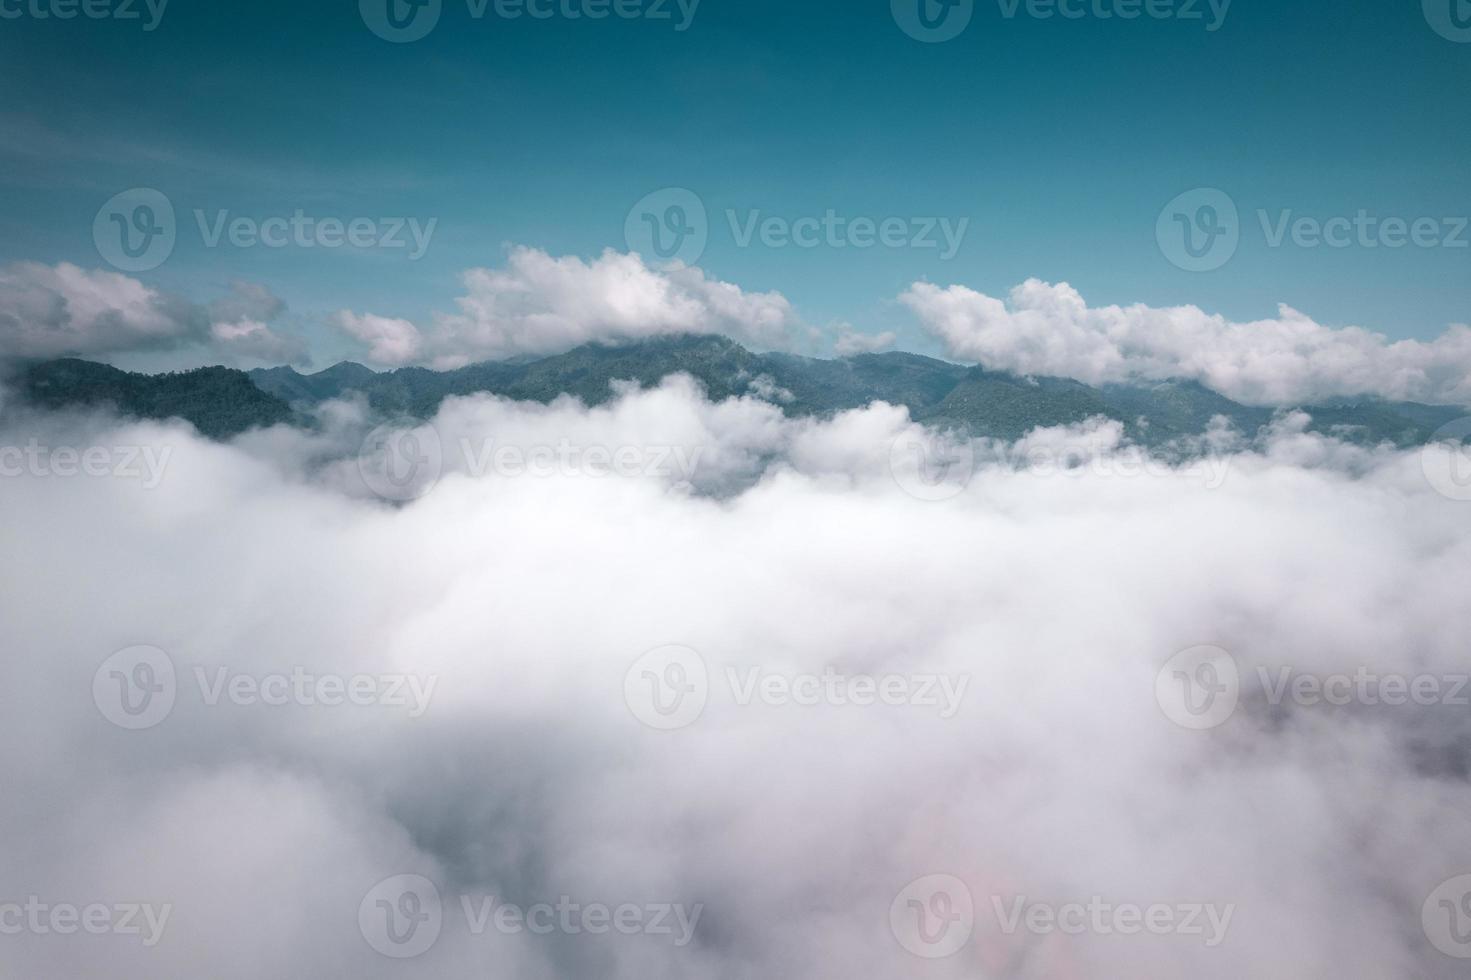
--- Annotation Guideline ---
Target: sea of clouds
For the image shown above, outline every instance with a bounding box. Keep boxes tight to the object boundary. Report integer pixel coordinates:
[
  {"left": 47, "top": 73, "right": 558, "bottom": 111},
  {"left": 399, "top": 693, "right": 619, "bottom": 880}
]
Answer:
[{"left": 2, "top": 374, "right": 1471, "bottom": 978}]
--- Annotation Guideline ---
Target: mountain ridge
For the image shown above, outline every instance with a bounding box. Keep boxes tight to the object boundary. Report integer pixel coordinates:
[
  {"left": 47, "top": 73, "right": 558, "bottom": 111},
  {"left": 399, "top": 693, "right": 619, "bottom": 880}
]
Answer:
[{"left": 6, "top": 335, "right": 1465, "bottom": 448}]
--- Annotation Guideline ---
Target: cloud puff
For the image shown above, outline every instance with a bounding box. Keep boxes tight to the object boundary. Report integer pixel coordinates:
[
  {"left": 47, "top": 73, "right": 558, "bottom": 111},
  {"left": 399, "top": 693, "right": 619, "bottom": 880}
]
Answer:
[
  {"left": 0, "top": 262, "right": 307, "bottom": 366},
  {"left": 903, "top": 278, "right": 1471, "bottom": 406},
  {"left": 0, "top": 261, "right": 188, "bottom": 359},
  {"left": 833, "top": 327, "right": 897, "bottom": 357},
  {"left": 334, "top": 247, "right": 800, "bottom": 368},
  {"left": 3, "top": 377, "right": 1471, "bottom": 978},
  {"left": 333, "top": 311, "right": 423, "bottom": 367}
]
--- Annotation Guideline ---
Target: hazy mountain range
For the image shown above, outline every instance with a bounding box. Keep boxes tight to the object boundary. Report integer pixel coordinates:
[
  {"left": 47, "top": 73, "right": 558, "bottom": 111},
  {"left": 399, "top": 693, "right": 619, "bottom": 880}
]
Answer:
[{"left": 9, "top": 334, "right": 1466, "bottom": 447}]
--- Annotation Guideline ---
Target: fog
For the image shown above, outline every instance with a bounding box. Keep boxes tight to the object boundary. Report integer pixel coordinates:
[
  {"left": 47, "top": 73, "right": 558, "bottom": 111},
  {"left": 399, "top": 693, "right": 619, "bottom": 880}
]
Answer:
[{"left": 2, "top": 378, "right": 1470, "bottom": 977}]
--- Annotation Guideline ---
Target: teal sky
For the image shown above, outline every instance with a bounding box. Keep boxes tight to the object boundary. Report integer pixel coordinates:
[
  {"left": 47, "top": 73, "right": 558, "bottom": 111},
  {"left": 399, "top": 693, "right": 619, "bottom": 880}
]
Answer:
[{"left": 1, "top": 0, "right": 1468, "bottom": 365}]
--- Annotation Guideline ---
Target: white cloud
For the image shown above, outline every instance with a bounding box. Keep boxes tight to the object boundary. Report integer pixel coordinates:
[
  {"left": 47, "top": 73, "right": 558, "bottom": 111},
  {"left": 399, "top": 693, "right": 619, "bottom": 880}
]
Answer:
[
  {"left": 0, "top": 263, "right": 307, "bottom": 367},
  {"left": 903, "top": 278, "right": 1471, "bottom": 406},
  {"left": 834, "top": 328, "right": 897, "bottom": 356},
  {"left": 335, "top": 247, "right": 800, "bottom": 368},
  {"left": 0, "top": 261, "right": 189, "bottom": 358},
  {"left": 3, "top": 382, "right": 1471, "bottom": 977},
  {"left": 333, "top": 311, "right": 423, "bottom": 367}
]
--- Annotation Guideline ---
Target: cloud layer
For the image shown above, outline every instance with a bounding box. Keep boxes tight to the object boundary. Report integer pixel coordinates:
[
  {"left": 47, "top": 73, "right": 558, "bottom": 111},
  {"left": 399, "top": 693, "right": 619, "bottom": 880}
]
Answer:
[
  {"left": 2, "top": 378, "right": 1471, "bottom": 977},
  {"left": 904, "top": 278, "right": 1471, "bottom": 406},
  {"left": 0, "top": 262, "right": 307, "bottom": 366},
  {"left": 336, "top": 247, "right": 801, "bottom": 368}
]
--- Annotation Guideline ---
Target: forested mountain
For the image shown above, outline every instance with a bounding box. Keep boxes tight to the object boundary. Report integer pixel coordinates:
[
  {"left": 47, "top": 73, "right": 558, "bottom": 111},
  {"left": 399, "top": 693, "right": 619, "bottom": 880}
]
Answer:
[{"left": 8, "top": 335, "right": 1464, "bottom": 449}]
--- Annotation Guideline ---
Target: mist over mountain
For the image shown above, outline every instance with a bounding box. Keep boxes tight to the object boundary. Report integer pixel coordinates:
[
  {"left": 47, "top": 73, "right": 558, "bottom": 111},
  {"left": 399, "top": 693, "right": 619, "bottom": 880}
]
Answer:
[{"left": 9, "top": 334, "right": 1465, "bottom": 450}]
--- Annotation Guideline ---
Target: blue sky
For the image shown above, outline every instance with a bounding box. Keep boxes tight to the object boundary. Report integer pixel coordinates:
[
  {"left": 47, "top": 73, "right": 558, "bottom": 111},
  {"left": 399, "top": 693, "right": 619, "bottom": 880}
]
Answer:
[{"left": 1, "top": 0, "right": 1468, "bottom": 366}]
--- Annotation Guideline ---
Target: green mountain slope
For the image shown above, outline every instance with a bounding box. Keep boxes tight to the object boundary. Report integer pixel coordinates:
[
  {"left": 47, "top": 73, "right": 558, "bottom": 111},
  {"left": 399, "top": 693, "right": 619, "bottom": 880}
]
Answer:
[
  {"left": 9, "top": 335, "right": 1464, "bottom": 450},
  {"left": 16, "top": 358, "right": 292, "bottom": 438}
]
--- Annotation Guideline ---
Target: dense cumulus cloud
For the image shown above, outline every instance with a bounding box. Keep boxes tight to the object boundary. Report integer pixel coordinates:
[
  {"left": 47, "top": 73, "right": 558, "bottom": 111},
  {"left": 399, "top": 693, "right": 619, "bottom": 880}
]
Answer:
[
  {"left": 903, "top": 278, "right": 1471, "bottom": 406},
  {"left": 335, "top": 247, "right": 801, "bottom": 368},
  {"left": 0, "top": 262, "right": 308, "bottom": 366},
  {"left": 2, "top": 374, "right": 1471, "bottom": 978},
  {"left": 12, "top": 253, "right": 1471, "bottom": 415}
]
